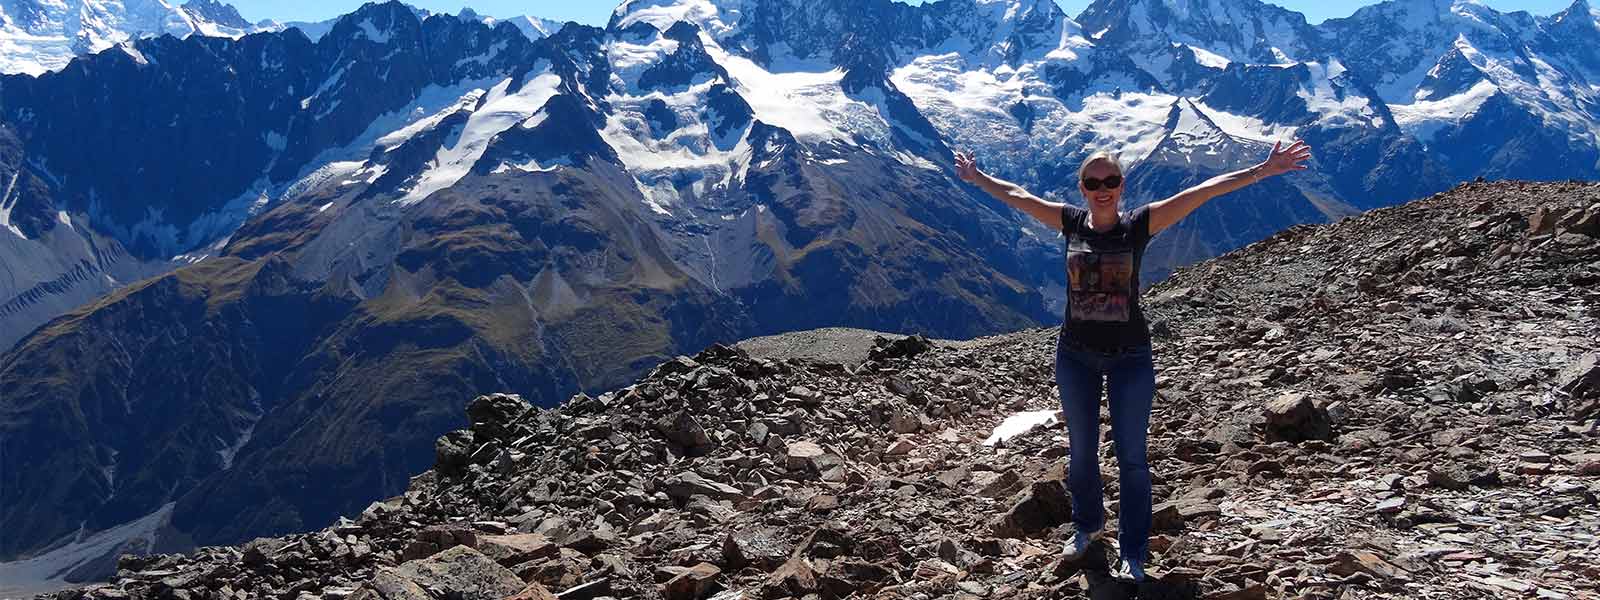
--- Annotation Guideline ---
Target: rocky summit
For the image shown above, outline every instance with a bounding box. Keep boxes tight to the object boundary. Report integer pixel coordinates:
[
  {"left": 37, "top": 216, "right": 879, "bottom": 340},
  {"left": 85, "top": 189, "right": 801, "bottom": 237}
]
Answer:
[{"left": 41, "top": 180, "right": 1600, "bottom": 599}]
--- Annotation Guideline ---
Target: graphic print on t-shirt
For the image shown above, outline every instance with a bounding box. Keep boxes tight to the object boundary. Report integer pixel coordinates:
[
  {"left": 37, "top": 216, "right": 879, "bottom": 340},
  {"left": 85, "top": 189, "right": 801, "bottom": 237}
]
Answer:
[{"left": 1067, "top": 241, "right": 1134, "bottom": 322}]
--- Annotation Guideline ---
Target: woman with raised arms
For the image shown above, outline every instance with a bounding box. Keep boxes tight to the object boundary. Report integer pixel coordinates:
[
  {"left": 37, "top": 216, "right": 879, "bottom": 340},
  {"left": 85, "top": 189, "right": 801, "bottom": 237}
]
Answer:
[{"left": 954, "top": 140, "right": 1313, "bottom": 580}]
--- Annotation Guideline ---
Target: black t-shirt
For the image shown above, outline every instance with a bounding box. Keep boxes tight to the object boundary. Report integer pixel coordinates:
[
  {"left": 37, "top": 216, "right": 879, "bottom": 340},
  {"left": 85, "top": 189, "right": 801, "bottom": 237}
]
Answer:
[{"left": 1059, "top": 204, "right": 1152, "bottom": 350}]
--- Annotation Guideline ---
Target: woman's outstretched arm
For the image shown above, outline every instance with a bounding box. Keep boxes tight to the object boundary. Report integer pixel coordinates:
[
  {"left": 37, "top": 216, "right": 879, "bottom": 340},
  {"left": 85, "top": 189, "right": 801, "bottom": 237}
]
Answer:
[
  {"left": 1147, "top": 140, "right": 1313, "bottom": 235},
  {"left": 956, "top": 151, "right": 1065, "bottom": 231}
]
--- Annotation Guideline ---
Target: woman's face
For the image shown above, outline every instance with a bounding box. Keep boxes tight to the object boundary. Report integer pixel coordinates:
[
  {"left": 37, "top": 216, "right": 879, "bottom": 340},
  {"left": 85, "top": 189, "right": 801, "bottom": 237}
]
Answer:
[{"left": 1079, "top": 160, "right": 1123, "bottom": 213}]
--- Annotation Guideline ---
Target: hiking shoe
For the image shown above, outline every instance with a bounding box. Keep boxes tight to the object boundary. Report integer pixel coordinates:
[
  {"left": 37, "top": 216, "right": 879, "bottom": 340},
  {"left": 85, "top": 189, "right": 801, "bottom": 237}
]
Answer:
[
  {"left": 1062, "top": 528, "right": 1102, "bottom": 561},
  {"left": 1123, "top": 557, "right": 1148, "bottom": 582}
]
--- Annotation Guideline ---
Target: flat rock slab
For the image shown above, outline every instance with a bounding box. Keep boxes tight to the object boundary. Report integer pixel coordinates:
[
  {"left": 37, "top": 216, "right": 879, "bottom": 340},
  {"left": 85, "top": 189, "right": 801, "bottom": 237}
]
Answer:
[
  {"left": 387, "top": 546, "right": 525, "bottom": 600},
  {"left": 476, "top": 534, "right": 558, "bottom": 567}
]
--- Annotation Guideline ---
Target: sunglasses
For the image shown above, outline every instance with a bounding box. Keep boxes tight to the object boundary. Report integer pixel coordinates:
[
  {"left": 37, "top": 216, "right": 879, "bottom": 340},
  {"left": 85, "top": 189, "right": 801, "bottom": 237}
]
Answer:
[{"left": 1082, "top": 175, "right": 1123, "bottom": 191}]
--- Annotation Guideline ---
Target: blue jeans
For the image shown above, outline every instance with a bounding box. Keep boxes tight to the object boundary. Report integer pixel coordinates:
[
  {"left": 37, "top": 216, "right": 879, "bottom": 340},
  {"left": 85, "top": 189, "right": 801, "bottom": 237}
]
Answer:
[{"left": 1054, "top": 336, "right": 1155, "bottom": 562}]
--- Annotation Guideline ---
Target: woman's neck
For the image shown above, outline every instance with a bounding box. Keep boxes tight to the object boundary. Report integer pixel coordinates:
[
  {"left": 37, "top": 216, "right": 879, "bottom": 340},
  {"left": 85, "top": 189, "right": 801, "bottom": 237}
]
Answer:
[{"left": 1088, "top": 208, "right": 1119, "bottom": 232}]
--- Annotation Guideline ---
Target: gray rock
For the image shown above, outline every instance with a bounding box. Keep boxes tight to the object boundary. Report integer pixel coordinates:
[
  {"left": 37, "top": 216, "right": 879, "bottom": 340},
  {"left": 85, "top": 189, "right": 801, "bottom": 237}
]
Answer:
[
  {"left": 387, "top": 546, "right": 524, "bottom": 600},
  {"left": 665, "top": 472, "right": 743, "bottom": 502},
  {"left": 662, "top": 563, "right": 721, "bottom": 600},
  {"left": 434, "top": 429, "right": 476, "bottom": 476},
  {"left": 722, "top": 527, "right": 790, "bottom": 570},
  {"left": 468, "top": 393, "right": 532, "bottom": 437},
  {"left": 655, "top": 410, "right": 715, "bottom": 451},
  {"left": 993, "top": 480, "right": 1072, "bottom": 537},
  {"left": 1263, "top": 392, "right": 1333, "bottom": 442}
]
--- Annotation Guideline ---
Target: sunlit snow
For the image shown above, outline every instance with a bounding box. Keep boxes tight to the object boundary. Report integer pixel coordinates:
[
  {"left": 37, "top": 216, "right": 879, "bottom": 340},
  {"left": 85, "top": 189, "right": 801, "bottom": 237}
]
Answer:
[
  {"left": 397, "top": 73, "right": 563, "bottom": 204},
  {"left": 982, "top": 409, "right": 1060, "bottom": 446}
]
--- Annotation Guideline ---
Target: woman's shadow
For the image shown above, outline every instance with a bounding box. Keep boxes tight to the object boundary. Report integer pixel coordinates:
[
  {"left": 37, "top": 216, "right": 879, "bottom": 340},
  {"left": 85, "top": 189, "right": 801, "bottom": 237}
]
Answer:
[{"left": 1052, "top": 542, "right": 1200, "bottom": 600}]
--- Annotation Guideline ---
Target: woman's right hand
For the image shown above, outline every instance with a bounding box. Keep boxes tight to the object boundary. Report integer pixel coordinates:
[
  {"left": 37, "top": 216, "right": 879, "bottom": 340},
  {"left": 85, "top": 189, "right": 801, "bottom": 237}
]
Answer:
[{"left": 955, "top": 151, "right": 981, "bottom": 184}]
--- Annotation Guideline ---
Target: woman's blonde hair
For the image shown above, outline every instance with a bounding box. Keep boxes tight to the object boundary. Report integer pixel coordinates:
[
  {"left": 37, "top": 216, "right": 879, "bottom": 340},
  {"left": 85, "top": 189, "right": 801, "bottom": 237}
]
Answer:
[{"left": 1078, "top": 151, "right": 1123, "bottom": 181}]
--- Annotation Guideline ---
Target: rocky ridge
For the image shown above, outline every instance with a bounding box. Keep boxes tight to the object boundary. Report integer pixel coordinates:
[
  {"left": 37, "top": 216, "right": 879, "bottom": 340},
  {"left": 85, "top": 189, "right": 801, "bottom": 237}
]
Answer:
[{"left": 36, "top": 181, "right": 1600, "bottom": 599}]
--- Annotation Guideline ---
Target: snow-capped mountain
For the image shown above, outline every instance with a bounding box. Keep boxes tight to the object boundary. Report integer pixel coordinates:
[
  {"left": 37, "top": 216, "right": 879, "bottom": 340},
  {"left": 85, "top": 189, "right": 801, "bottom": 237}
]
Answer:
[
  {"left": 1, "top": 0, "right": 1599, "bottom": 591},
  {"left": 464, "top": 8, "right": 564, "bottom": 40},
  {"left": 1077, "top": 0, "right": 1324, "bottom": 83},
  {"left": 1322, "top": 0, "right": 1600, "bottom": 180},
  {"left": 0, "top": 0, "right": 275, "bottom": 75},
  {"left": 279, "top": 7, "right": 566, "bottom": 44}
]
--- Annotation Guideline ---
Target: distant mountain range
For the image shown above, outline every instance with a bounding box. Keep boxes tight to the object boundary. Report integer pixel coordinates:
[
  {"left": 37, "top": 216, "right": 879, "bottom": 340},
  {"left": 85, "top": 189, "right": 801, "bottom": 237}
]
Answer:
[
  {"left": 0, "top": 0, "right": 269, "bottom": 75},
  {"left": 2, "top": 0, "right": 1598, "bottom": 591},
  {"left": 0, "top": 0, "right": 565, "bottom": 75}
]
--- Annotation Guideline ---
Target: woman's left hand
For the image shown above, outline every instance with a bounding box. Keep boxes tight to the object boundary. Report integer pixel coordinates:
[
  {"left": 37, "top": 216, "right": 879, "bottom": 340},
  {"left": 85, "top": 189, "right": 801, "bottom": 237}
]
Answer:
[{"left": 1259, "top": 140, "right": 1313, "bottom": 177}]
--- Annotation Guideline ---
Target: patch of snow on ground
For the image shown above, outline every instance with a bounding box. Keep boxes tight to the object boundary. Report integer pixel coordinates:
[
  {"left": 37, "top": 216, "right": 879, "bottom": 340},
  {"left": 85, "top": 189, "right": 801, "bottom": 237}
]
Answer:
[
  {"left": 982, "top": 409, "right": 1060, "bottom": 446},
  {"left": 0, "top": 504, "right": 176, "bottom": 598}
]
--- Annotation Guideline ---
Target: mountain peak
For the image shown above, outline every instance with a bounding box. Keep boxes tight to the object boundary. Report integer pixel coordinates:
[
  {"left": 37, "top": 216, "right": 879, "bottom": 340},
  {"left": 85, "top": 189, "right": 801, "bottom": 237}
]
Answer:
[
  {"left": 324, "top": 0, "right": 420, "bottom": 45},
  {"left": 1338, "top": 0, "right": 1488, "bottom": 23},
  {"left": 1162, "top": 97, "right": 1227, "bottom": 141},
  {"left": 1553, "top": 0, "right": 1600, "bottom": 24},
  {"left": 1077, "top": 0, "right": 1320, "bottom": 65},
  {"left": 182, "top": 0, "right": 253, "bottom": 29}
]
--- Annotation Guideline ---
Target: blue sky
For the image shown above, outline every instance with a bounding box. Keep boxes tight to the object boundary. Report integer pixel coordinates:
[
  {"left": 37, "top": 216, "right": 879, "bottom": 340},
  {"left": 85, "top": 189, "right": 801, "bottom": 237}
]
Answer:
[{"left": 229, "top": 0, "right": 1578, "bottom": 26}]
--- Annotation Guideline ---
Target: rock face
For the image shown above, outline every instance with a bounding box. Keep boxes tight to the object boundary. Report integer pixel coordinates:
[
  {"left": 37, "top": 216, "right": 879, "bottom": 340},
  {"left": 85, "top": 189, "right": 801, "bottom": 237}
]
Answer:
[
  {"left": 1262, "top": 393, "right": 1333, "bottom": 442},
  {"left": 40, "top": 180, "right": 1600, "bottom": 600}
]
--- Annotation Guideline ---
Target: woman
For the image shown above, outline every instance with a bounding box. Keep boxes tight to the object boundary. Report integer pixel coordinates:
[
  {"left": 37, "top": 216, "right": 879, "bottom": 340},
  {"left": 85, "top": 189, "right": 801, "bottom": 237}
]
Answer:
[{"left": 954, "top": 141, "right": 1313, "bottom": 580}]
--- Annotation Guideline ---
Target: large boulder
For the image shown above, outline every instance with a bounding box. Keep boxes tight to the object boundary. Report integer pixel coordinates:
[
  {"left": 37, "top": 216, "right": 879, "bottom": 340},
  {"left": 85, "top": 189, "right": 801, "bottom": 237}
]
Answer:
[
  {"left": 476, "top": 534, "right": 558, "bottom": 567},
  {"left": 868, "top": 334, "right": 933, "bottom": 362},
  {"left": 1570, "top": 204, "right": 1600, "bottom": 237},
  {"left": 467, "top": 393, "right": 532, "bottom": 438},
  {"left": 433, "top": 429, "right": 476, "bottom": 476},
  {"left": 762, "top": 555, "right": 820, "bottom": 599},
  {"left": 662, "top": 562, "right": 723, "bottom": 600},
  {"left": 1263, "top": 393, "right": 1334, "bottom": 442},
  {"left": 993, "top": 479, "right": 1073, "bottom": 537},
  {"left": 722, "top": 527, "right": 792, "bottom": 570}
]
